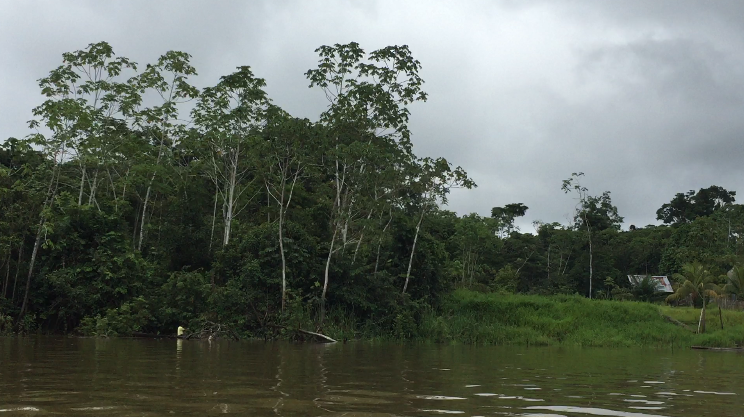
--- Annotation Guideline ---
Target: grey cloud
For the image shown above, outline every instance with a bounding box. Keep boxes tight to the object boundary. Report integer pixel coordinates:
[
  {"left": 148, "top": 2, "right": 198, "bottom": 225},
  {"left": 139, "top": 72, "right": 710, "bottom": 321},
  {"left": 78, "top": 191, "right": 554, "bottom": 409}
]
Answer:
[
  {"left": 581, "top": 38, "right": 743, "bottom": 107},
  {"left": 3, "top": 0, "right": 744, "bottom": 232}
]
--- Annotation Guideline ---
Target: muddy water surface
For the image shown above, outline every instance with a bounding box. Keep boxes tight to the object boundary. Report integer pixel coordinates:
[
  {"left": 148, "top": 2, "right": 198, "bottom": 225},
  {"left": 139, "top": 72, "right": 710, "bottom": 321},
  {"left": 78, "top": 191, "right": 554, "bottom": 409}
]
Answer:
[{"left": 1, "top": 337, "right": 742, "bottom": 416}]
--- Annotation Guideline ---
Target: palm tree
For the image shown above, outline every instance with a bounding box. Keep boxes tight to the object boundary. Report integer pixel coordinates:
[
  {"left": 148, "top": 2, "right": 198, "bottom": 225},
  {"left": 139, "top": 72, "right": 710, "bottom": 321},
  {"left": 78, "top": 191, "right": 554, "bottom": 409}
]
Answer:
[
  {"left": 722, "top": 264, "right": 744, "bottom": 300},
  {"left": 632, "top": 276, "right": 665, "bottom": 303},
  {"left": 666, "top": 262, "right": 720, "bottom": 333}
]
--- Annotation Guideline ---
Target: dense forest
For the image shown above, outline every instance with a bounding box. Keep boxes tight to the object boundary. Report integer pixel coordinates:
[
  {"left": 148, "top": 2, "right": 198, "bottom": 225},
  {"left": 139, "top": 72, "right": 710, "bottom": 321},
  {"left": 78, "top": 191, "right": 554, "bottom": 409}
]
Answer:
[{"left": 2, "top": 42, "right": 744, "bottom": 337}]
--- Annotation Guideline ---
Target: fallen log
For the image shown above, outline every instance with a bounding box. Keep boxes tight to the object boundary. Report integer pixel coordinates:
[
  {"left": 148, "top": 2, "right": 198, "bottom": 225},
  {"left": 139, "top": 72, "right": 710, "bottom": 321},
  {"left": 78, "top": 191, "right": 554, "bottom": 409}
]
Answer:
[
  {"left": 267, "top": 324, "right": 337, "bottom": 343},
  {"left": 296, "top": 328, "right": 337, "bottom": 343}
]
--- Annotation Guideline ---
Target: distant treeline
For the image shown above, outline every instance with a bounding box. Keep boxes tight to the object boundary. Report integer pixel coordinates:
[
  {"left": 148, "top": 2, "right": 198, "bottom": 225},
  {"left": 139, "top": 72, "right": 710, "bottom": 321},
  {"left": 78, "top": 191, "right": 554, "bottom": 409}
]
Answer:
[{"left": 1, "top": 42, "right": 744, "bottom": 337}]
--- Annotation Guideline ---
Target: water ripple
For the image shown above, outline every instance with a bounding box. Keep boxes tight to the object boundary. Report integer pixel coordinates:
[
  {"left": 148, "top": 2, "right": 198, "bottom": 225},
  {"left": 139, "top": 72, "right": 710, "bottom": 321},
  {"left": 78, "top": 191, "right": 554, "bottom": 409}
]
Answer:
[{"left": 524, "top": 406, "right": 669, "bottom": 417}]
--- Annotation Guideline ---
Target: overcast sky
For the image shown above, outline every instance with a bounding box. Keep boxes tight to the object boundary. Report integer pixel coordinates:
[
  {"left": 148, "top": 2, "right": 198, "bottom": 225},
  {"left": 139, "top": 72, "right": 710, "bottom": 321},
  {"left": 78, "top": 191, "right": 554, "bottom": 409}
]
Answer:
[{"left": 3, "top": 0, "right": 744, "bottom": 231}]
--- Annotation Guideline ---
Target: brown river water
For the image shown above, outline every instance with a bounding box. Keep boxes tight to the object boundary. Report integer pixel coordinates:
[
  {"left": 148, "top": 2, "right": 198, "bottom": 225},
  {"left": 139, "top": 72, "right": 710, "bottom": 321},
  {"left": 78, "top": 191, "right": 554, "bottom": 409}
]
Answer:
[{"left": 1, "top": 337, "right": 742, "bottom": 416}]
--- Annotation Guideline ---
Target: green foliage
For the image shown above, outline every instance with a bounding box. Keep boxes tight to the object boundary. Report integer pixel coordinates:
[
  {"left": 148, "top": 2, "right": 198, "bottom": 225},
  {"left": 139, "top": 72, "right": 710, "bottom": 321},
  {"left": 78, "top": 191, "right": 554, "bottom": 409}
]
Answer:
[
  {"left": 659, "top": 216, "right": 730, "bottom": 273},
  {"left": 657, "top": 185, "right": 735, "bottom": 225},
  {"left": 491, "top": 203, "right": 528, "bottom": 237},
  {"left": 78, "top": 297, "right": 152, "bottom": 337},
  {"left": 630, "top": 275, "right": 666, "bottom": 302},
  {"left": 667, "top": 262, "right": 722, "bottom": 333},
  {"left": 492, "top": 265, "right": 519, "bottom": 293},
  {"left": 0, "top": 312, "right": 13, "bottom": 335},
  {"left": 722, "top": 264, "right": 744, "bottom": 299},
  {"left": 601, "top": 276, "right": 632, "bottom": 300},
  {"left": 157, "top": 271, "right": 211, "bottom": 330},
  {"left": 562, "top": 172, "right": 623, "bottom": 232},
  {"left": 667, "top": 262, "right": 721, "bottom": 304},
  {"left": 3, "top": 41, "right": 744, "bottom": 349}
]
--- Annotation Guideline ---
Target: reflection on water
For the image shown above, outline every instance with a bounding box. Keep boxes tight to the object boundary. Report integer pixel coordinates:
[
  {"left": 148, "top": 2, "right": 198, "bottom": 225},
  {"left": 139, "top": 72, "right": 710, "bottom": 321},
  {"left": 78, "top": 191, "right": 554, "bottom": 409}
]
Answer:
[{"left": 1, "top": 337, "right": 743, "bottom": 416}]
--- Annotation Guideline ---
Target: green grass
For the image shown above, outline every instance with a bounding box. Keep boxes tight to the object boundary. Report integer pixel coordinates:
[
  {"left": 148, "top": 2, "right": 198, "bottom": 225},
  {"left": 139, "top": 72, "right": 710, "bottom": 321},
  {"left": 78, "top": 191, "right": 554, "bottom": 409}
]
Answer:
[
  {"left": 415, "top": 289, "right": 744, "bottom": 348},
  {"left": 660, "top": 304, "right": 744, "bottom": 329},
  {"left": 660, "top": 303, "right": 744, "bottom": 348}
]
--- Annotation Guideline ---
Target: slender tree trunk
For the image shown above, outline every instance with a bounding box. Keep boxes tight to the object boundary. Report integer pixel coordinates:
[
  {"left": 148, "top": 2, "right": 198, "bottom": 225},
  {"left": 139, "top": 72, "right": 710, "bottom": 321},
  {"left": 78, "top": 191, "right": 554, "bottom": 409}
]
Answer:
[
  {"left": 12, "top": 244, "right": 23, "bottom": 303},
  {"left": 352, "top": 211, "right": 373, "bottom": 265},
  {"left": 321, "top": 150, "right": 344, "bottom": 326},
  {"left": 277, "top": 176, "right": 287, "bottom": 312},
  {"left": 516, "top": 250, "right": 535, "bottom": 275},
  {"left": 2, "top": 251, "right": 10, "bottom": 299},
  {"left": 588, "top": 237, "right": 593, "bottom": 298},
  {"left": 20, "top": 222, "right": 44, "bottom": 319},
  {"left": 352, "top": 231, "right": 363, "bottom": 265},
  {"left": 121, "top": 168, "right": 130, "bottom": 210},
  {"left": 106, "top": 168, "right": 119, "bottom": 213},
  {"left": 340, "top": 196, "right": 354, "bottom": 251},
  {"left": 87, "top": 168, "right": 99, "bottom": 206},
  {"left": 373, "top": 210, "right": 392, "bottom": 277},
  {"left": 547, "top": 243, "right": 551, "bottom": 281},
  {"left": 223, "top": 163, "right": 237, "bottom": 247},
  {"left": 138, "top": 173, "right": 155, "bottom": 251},
  {"left": 697, "top": 301, "right": 706, "bottom": 334},
  {"left": 281, "top": 169, "right": 300, "bottom": 313},
  {"left": 403, "top": 206, "right": 426, "bottom": 295},
  {"left": 19, "top": 162, "right": 60, "bottom": 320},
  {"left": 470, "top": 253, "right": 478, "bottom": 286},
  {"left": 583, "top": 212, "right": 593, "bottom": 299},
  {"left": 279, "top": 205, "right": 287, "bottom": 311},
  {"left": 209, "top": 184, "right": 219, "bottom": 252},
  {"left": 78, "top": 166, "right": 86, "bottom": 205},
  {"left": 139, "top": 131, "right": 167, "bottom": 252},
  {"left": 320, "top": 226, "right": 339, "bottom": 327}
]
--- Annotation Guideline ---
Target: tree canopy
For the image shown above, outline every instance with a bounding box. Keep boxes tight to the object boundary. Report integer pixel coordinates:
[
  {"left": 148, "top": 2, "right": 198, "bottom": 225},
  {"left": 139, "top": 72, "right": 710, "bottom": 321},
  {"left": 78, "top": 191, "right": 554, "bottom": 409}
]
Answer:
[{"left": 657, "top": 185, "right": 736, "bottom": 225}]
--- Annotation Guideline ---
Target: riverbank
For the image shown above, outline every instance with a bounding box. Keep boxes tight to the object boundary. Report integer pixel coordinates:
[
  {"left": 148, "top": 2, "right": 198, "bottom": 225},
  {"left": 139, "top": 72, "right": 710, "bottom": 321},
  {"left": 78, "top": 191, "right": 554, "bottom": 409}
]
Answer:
[
  {"left": 407, "top": 289, "right": 744, "bottom": 348},
  {"left": 6, "top": 289, "right": 743, "bottom": 348}
]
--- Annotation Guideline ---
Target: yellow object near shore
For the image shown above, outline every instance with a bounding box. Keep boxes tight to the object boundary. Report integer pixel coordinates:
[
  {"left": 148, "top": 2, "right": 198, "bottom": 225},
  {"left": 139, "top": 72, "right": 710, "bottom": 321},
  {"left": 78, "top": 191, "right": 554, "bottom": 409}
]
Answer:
[{"left": 177, "top": 326, "right": 185, "bottom": 336}]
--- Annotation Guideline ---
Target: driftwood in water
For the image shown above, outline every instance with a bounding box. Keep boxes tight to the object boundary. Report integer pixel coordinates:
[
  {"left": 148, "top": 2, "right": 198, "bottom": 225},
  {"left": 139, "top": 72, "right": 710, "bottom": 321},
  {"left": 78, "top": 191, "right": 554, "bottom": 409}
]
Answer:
[
  {"left": 268, "top": 324, "right": 337, "bottom": 343},
  {"left": 130, "top": 321, "right": 239, "bottom": 341},
  {"left": 130, "top": 332, "right": 185, "bottom": 339},
  {"left": 691, "top": 346, "right": 744, "bottom": 352},
  {"left": 192, "top": 321, "right": 240, "bottom": 341},
  {"left": 296, "top": 328, "right": 337, "bottom": 343}
]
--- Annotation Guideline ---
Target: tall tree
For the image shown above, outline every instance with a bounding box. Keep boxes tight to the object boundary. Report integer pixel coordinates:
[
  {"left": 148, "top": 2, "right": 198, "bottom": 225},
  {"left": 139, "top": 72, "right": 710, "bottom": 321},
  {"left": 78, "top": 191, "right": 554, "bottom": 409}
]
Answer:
[
  {"left": 130, "top": 51, "right": 199, "bottom": 252},
  {"left": 580, "top": 192, "right": 623, "bottom": 232},
  {"left": 452, "top": 213, "right": 498, "bottom": 287},
  {"left": 192, "top": 66, "right": 268, "bottom": 247},
  {"left": 260, "top": 109, "right": 316, "bottom": 311},
  {"left": 19, "top": 42, "right": 137, "bottom": 319},
  {"left": 491, "top": 203, "right": 528, "bottom": 238},
  {"left": 306, "top": 42, "right": 428, "bottom": 324},
  {"left": 562, "top": 173, "right": 593, "bottom": 298},
  {"left": 657, "top": 185, "right": 736, "bottom": 225},
  {"left": 402, "top": 157, "right": 474, "bottom": 294}
]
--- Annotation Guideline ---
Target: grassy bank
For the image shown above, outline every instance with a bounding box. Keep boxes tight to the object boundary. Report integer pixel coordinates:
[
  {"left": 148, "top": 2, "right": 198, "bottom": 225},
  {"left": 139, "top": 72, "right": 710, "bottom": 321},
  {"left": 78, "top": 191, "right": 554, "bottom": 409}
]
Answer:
[{"left": 411, "top": 289, "right": 744, "bottom": 348}]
